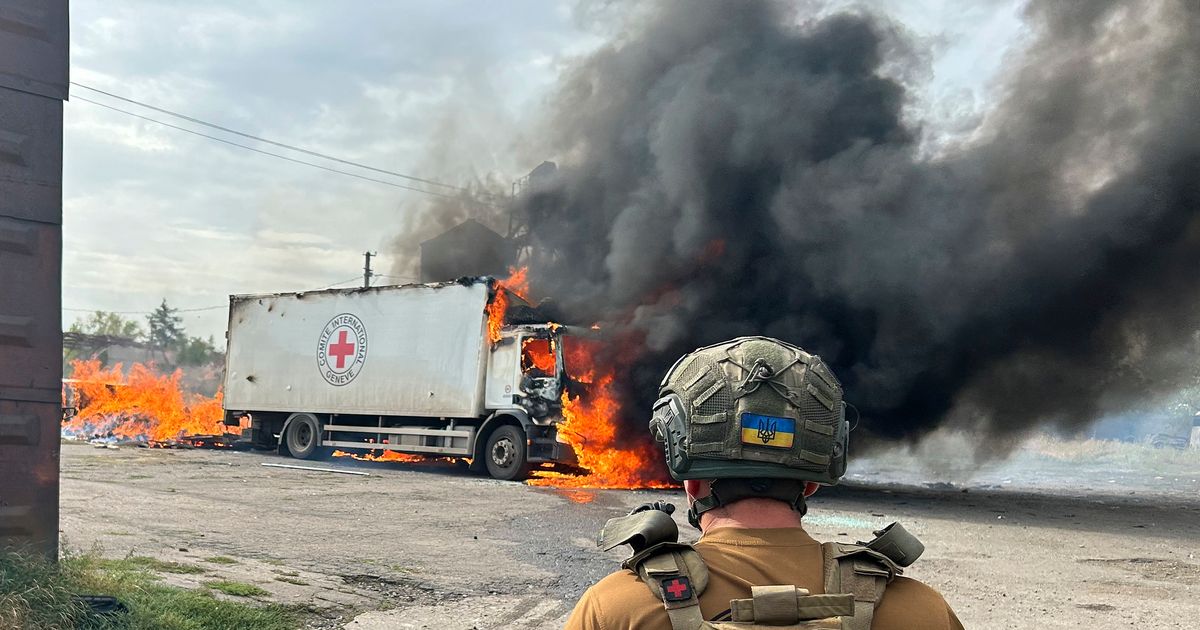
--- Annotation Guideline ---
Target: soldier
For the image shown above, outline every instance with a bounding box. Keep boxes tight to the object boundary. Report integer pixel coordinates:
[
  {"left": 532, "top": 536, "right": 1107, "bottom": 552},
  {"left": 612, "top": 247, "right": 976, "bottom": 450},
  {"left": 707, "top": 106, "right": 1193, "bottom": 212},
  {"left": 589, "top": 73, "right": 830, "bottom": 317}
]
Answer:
[{"left": 565, "top": 336, "right": 963, "bottom": 630}]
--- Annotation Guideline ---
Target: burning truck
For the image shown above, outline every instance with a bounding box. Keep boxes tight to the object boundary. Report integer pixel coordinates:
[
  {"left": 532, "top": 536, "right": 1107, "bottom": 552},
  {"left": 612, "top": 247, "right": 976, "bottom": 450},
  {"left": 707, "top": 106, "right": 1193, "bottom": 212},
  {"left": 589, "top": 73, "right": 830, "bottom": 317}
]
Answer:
[{"left": 220, "top": 276, "right": 580, "bottom": 480}]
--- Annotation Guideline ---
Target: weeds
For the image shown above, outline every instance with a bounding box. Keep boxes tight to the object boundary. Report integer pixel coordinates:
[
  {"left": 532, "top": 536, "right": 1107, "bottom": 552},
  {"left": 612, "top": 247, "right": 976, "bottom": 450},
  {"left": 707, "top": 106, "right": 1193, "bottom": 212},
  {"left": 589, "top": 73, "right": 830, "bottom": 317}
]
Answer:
[
  {"left": 0, "top": 549, "right": 297, "bottom": 630},
  {"left": 203, "top": 581, "right": 270, "bottom": 598},
  {"left": 96, "top": 556, "right": 206, "bottom": 575}
]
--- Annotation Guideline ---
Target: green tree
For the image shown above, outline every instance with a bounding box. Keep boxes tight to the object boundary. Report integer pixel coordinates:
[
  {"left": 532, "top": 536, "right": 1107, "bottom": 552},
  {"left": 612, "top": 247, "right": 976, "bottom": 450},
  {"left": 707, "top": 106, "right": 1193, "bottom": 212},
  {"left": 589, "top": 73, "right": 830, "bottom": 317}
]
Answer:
[
  {"left": 146, "top": 299, "right": 186, "bottom": 351},
  {"left": 64, "top": 311, "right": 145, "bottom": 375},
  {"left": 178, "top": 335, "right": 222, "bottom": 366},
  {"left": 68, "top": 311, "right": 144, "bottom": 340}
]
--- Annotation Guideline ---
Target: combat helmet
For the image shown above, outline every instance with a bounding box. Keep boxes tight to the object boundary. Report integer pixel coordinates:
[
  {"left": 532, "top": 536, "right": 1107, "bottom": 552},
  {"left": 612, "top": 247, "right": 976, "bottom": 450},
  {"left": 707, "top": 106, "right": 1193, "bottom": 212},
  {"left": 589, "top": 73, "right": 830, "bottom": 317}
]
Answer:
[{"left": 649, "top": 336, "right": 849, "bottom": 526}]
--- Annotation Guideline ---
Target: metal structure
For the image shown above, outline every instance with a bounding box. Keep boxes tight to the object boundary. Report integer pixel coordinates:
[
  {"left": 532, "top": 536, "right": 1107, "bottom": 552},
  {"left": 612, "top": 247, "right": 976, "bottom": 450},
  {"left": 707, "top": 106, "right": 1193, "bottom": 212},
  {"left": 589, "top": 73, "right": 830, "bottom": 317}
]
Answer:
[{"left": 0, "top": 0, "right": 69, "bottom": 558}]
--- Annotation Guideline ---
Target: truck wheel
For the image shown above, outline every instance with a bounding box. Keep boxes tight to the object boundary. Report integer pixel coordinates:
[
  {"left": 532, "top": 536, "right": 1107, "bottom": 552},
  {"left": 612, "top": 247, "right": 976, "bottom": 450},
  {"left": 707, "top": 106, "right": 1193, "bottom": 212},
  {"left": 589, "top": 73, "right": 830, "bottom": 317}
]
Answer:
[
  {"left": 284, "top": 413, "right": 324, "bottom": 460},
  {"left": 485, "top": 425, "right": 531, "bottom": 481}
]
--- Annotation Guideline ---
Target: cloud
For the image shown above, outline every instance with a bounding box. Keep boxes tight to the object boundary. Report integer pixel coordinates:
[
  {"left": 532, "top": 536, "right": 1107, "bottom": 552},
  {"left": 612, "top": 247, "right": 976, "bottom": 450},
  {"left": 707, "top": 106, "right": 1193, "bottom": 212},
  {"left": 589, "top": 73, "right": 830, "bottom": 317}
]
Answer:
[{"left": 63, "top": 0, "right": 590, "bottom": 338}]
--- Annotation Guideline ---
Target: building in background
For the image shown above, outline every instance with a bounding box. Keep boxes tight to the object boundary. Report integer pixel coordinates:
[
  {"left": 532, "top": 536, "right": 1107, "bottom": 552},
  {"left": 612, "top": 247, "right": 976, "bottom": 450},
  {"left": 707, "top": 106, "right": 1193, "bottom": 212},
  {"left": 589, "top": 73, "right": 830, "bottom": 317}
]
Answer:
[{"left": 419, "top": 218, "right": 515, "bottom": 283}]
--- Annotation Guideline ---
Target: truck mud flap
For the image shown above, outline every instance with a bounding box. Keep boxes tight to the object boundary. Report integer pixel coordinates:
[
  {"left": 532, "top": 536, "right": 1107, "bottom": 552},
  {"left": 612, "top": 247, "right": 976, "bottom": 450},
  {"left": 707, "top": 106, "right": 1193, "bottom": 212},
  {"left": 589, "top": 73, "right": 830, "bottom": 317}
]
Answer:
[{"left": 528, "top": 438, "right": 577, "bottom": 465}]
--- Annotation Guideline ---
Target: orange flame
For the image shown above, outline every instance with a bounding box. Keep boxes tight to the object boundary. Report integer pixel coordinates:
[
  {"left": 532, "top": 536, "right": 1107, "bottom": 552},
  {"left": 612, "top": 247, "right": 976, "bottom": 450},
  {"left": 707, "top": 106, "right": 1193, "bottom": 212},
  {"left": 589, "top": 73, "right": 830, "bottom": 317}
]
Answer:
[
  {"left": 522, "top": 337, "right": 557, "bottom": 373},
  {"left": 499, "top": 266, "right": 530, "bottom": 299},
  {"left": 61, "top": 359, "right": 225, "bottom": 442},
  {"left": 332, "top": 449, "right": 426, "bottom": 463},
  {"left": 530, "top": 337, "right": 674, "bottom": 491},
  {"left": 488, "top": 267, "right": 673, "bottom": 491},
  {"left": 486, "top": 267, "right": 531, "bottom": 344}
]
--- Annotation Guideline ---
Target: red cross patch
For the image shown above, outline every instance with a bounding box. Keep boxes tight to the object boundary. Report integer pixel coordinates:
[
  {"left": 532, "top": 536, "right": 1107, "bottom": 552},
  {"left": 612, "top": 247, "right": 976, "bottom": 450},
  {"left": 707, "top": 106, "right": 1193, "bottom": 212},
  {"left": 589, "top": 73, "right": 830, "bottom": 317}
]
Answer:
[{"left": 661, "top": 576, "right": 693, "bottom": 602}]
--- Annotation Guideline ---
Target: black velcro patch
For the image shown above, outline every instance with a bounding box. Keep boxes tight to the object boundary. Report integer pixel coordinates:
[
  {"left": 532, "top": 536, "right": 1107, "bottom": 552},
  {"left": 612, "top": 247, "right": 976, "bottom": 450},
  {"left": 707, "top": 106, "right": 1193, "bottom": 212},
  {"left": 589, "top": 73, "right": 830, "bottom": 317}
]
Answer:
[{"left": 661, "top": 576, "right": 693, "bottom": 602}]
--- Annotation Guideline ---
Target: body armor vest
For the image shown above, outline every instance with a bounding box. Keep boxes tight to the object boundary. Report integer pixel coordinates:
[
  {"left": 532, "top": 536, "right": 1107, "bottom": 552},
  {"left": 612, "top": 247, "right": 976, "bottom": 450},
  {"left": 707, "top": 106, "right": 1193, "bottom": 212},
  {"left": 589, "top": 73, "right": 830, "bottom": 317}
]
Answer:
[{"left": 599, "top": 508, "right": 924, "bottom": 630}]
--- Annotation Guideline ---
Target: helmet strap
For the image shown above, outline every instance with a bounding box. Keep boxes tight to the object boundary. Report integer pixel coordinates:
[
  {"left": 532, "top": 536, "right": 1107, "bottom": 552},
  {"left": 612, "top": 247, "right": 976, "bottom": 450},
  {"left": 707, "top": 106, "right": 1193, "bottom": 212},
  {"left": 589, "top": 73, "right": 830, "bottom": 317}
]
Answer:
[{"left": 686, "top": 478, "right": 809, "bottom": 529}]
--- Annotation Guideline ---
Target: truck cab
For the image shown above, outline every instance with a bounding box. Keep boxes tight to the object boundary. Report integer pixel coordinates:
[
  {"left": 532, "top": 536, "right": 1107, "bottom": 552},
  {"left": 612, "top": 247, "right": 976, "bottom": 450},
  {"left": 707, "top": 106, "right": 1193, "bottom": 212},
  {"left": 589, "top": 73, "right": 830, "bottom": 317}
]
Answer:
[
  {"left": 473, "top": 324, "right": 575, "bottom": 479},
  {"left": 486, "top": 324, "right": 565, "bottom": 422}
]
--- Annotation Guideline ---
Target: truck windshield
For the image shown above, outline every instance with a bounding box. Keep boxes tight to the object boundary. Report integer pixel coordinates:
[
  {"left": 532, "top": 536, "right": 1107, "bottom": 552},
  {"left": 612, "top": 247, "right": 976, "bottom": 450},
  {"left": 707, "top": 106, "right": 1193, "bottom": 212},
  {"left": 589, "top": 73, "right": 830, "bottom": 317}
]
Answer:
[{"left": 521, "top": 337, "right": 557, "bottom": 376}]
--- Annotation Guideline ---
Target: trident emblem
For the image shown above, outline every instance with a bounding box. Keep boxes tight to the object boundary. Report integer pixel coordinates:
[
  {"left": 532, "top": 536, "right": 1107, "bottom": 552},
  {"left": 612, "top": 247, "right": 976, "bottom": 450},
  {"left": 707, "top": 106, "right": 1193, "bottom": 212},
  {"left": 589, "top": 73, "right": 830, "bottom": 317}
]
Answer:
[{"left": 757, "top": 420, "right": 777, "bottom": 444}]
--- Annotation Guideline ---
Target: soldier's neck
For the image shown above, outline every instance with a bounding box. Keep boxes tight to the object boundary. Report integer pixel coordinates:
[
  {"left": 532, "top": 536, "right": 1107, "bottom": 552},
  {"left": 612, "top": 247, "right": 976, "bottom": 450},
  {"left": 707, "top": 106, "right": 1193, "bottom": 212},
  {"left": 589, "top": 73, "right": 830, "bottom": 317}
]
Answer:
[{"left": 698, "top": 498, "right": 804, "bottom": 532}]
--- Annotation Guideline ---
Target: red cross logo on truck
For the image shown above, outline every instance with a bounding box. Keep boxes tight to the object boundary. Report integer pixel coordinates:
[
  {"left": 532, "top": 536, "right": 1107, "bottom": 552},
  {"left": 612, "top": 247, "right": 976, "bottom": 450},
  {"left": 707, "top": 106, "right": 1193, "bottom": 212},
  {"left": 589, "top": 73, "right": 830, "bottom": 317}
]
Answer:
[
  {"left": 328, "top": 330, "right": 356, "bottom": 369},
  {"left": 317, "top": 313, "right": 368, "bottom": 386}
]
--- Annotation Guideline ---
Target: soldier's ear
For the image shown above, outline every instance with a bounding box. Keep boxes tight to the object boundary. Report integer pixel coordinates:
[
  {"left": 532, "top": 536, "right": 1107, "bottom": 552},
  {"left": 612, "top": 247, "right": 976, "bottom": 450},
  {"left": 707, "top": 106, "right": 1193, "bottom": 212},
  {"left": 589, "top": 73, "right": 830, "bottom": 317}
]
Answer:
[{"left": 802, "top": 482, "right": 820, "bottom": 498}]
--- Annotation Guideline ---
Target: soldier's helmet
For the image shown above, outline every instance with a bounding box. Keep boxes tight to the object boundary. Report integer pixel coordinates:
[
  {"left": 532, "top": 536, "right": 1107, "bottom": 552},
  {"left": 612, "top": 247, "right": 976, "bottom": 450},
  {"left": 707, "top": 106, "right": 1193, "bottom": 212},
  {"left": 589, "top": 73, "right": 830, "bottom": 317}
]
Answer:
[{"left": 649, "top": 336, "right": 848, "bottom": 485}]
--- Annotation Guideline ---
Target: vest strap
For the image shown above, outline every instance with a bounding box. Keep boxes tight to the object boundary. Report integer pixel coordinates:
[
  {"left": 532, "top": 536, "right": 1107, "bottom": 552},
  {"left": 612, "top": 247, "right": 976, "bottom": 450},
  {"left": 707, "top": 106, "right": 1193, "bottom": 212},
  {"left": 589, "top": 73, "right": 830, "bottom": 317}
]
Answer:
[
  {"left": 634, "top": 545, "right": 709, "bottom": 630},
  {"left": 821, "top": 542, "right": 896, "bottom": 630}
]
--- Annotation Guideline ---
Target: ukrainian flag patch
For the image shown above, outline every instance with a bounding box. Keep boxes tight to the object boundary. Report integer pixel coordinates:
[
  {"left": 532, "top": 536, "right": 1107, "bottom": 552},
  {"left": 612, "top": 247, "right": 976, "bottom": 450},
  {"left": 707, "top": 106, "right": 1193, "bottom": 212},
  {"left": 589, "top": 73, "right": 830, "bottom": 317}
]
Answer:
[{"left": 740, "top": 413, "right": 796, "bottom": 449}]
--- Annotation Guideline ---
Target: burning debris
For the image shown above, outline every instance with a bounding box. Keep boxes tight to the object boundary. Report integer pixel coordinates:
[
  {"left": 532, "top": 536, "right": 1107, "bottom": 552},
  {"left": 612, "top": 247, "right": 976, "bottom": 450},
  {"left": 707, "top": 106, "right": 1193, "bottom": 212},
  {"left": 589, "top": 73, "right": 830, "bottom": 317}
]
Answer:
[{"left": 61, "top": 359, "right": 232, "bottom": 447}]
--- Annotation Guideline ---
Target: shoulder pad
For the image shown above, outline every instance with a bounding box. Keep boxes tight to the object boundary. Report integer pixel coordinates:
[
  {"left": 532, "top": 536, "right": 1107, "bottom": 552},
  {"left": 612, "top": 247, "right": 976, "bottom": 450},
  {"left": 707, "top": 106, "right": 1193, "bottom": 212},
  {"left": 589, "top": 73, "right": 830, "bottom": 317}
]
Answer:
[
  {"left": 598, "top": 509, "right": 679, "bottom": 553},
  {"left": 823, "top": 542, "right": 901, "bottom": 582},
  {"left": 861, "top": 522, "right": 924, "bottom": 568},
  {"left": 625, "top": 542, "right": 710, "bottom": 601}
]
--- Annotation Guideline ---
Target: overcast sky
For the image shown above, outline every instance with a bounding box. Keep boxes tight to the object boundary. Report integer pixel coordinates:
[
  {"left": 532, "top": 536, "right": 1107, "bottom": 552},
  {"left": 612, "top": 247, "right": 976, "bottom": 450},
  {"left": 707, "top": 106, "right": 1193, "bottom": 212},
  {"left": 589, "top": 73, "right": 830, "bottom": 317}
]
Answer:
[{"left": 63, "top": 0, "right": 1024, "bottom": 341}]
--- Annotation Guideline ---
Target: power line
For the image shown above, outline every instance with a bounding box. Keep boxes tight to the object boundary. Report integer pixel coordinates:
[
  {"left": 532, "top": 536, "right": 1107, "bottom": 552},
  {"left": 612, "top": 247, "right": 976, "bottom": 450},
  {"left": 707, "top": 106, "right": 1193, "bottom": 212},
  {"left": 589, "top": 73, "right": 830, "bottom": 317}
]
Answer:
[
  {"left": 63, "top": 278, "right": 366, "bottom": 316},
  {"left": 63, "top": 305, "right": 226, "bottom": 315},
  {"left": 313, "top": 276, "right": 364, "bottom": 290},
  {"left": 72, "top": 95, "right": 462, "bottom": 199},
  {"left": 71, "top": 81, "right": 466, "bottom": 192}
]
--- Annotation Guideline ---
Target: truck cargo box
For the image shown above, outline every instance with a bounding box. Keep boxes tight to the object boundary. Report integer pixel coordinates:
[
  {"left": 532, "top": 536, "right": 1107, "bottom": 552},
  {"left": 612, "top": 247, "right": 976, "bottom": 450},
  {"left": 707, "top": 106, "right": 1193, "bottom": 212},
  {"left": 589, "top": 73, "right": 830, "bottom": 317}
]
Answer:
[{"left": 224, "top": 281, "right": 491, "bottom": 418}]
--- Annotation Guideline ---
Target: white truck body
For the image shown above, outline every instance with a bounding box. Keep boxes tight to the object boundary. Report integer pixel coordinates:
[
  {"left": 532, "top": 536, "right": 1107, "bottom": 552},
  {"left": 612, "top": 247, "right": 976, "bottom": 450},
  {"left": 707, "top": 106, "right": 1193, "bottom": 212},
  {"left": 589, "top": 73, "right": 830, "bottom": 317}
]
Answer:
[
  {"left": 222, "top": 279, "right": 576, "bottom": 480},
  {"left": 224, "top": 281, "right": 490, "bottom": 418}
]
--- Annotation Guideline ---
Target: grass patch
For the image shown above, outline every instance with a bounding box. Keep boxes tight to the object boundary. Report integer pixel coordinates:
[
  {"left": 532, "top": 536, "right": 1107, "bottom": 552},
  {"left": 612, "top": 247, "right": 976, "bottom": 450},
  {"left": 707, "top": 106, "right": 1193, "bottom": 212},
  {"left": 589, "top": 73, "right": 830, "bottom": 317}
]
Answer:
[
  {"left": 204, "top": 581, "right": 270, "bottom": 598},
  {"left": 273, "top": 576, "right": 309, "bottom": 586},
  {"left": 203, "top": 556, "right": 238, "bottom": 565},
  {"left": 0, "top": 549, "right": 298, "bottom": 630},
  {"left": 271, "top": 570, "right": 299, "bottom": 577},
  {"left": 95, "top": 556, "right": 206, "bottom": 575}
]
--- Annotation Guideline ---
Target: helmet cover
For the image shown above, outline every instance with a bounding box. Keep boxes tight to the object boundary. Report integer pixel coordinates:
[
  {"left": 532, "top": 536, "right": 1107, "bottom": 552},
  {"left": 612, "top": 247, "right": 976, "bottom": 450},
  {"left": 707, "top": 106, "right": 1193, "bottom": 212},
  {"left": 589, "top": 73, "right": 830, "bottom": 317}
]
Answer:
[{"left": 649, "top": 336, "right": 848, "bottom": 484}]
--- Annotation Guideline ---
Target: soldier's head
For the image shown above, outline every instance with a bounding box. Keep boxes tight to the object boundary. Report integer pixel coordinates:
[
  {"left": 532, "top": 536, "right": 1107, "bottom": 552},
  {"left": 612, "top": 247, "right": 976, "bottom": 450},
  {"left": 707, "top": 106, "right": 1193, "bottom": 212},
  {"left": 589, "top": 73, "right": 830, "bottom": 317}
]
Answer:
[{"left": 648, "top": 336, "right": 849, "bottom": 529}]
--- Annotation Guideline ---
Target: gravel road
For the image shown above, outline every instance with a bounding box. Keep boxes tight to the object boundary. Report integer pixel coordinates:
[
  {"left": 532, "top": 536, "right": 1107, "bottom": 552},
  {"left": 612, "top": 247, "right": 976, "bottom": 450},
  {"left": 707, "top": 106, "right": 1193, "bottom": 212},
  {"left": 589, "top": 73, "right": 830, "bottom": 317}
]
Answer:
[{"left": 59, "top": 442, "right": 1200, "bottom": 629}]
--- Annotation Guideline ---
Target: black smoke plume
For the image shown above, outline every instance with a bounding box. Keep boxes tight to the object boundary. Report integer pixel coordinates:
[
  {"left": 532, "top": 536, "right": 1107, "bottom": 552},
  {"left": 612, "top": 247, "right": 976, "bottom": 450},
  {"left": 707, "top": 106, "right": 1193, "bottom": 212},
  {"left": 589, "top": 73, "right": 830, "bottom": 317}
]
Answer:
[{"left": 502, "top": 0, "right": 1200, "bottom": 449}]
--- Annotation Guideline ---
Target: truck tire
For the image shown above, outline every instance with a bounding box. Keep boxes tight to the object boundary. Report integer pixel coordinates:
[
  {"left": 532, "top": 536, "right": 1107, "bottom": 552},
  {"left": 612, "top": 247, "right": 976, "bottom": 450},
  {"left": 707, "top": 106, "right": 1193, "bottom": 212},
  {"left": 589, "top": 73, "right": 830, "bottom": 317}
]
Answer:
[
  {"left": 283, "top": 413, "right": 324, "bottom": 460},
  {"left": 484, "top": 425, "right": 531, "bottom": 481}
]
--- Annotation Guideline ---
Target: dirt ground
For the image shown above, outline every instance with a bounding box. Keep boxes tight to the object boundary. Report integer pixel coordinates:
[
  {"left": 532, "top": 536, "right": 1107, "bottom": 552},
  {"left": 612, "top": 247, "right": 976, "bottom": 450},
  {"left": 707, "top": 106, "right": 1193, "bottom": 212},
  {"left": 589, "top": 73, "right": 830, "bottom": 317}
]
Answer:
[{"left": 59, "top": 442, "right": 1200, "bottom": 629}]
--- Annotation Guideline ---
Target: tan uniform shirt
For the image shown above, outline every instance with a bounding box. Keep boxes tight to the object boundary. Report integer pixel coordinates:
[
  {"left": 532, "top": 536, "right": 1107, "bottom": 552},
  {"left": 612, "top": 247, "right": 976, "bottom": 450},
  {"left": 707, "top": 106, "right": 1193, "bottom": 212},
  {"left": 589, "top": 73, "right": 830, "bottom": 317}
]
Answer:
[{"left": 565, "top": 527, "right": 963, "bottom": 630}]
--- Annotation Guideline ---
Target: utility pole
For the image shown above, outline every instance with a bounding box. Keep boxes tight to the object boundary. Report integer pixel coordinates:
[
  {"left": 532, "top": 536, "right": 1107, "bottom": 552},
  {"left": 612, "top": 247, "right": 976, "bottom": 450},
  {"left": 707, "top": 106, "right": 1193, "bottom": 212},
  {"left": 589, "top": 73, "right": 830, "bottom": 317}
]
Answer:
[{"left": 363, "top": 251, "right": 376, "bottom": 288}]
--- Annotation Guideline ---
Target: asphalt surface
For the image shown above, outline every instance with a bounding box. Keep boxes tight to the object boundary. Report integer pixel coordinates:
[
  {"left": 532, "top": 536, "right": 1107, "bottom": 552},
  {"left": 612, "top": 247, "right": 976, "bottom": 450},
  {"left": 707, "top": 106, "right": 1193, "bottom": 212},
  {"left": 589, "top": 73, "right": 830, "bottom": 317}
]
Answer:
[{"left": 59, "top": 442, "right": 1200, "bottom": 629}]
